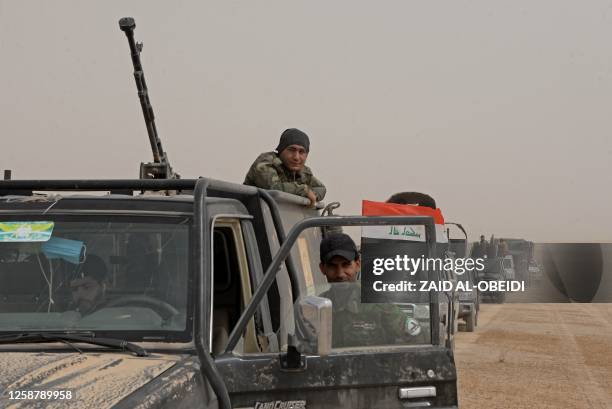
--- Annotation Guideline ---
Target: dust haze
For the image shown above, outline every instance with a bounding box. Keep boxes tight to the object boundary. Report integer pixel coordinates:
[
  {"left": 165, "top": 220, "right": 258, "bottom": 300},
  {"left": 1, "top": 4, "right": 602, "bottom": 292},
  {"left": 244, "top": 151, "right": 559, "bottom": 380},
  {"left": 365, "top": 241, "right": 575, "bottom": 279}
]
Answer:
[{"left": 1, "top": 1, "right": 612, "bottom": 242}]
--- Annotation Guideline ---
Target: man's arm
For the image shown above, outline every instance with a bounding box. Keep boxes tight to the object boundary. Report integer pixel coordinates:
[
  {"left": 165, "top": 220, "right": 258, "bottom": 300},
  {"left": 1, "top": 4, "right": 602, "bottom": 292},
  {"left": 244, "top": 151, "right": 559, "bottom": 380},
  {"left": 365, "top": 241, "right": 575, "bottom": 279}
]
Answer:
[
  {"left": 309, "top": 174, "right": 327, "bottom": 201},
  {"left": 250, "top": 163, "right": 310, "bottom": 197}
]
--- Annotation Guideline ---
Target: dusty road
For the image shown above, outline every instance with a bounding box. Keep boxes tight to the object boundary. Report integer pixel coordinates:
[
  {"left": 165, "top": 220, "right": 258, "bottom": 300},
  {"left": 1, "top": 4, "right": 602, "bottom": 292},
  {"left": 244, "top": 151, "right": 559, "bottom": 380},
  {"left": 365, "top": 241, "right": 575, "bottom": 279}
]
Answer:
[{"left": 455, "top": 303, "right": 612, "bottom": 409}]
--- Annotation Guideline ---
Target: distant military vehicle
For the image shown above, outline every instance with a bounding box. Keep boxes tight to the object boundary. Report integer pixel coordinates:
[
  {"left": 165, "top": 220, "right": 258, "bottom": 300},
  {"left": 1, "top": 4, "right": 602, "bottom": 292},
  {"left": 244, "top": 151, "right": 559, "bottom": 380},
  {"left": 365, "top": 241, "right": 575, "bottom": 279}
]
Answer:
[
  {"left": 528, "top": 260, "right": 543, "bottom": 283},
  {"left": 496, "top": 238, "right": 534, "bottom": 281},
  {"left": 446, "top": 223, "right": 479, "bottom": 332},
  {"left": 0, "top": 18, "right": 459, "bottom": 409},
  {"left": 476, "top": 257, "right": 507, "bottom": 304},
  {"left": 502, "top": 255, "right": 516, "bottom": 280}
]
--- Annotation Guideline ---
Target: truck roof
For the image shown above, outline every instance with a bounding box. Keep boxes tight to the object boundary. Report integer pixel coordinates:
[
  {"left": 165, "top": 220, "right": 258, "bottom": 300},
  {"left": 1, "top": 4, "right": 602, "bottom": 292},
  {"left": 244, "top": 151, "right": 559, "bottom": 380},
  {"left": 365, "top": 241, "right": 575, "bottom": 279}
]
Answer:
[
  {"left": 0, "top": 195, "right": 245, "bottom": 215},
  {"left": 0, "top": 178, "right": 321, "bottom": 215}
]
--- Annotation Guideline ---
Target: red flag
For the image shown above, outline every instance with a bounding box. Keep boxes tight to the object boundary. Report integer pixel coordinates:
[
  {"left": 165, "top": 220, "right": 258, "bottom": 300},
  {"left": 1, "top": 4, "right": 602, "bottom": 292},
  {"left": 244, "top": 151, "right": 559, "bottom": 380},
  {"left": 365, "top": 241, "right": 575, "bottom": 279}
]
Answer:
[
  {"left": 362, "top": 200, "right": 445, "bottom": 225},
  {"left": 362, "top": 200, "right": 447, "bottom": 243}
]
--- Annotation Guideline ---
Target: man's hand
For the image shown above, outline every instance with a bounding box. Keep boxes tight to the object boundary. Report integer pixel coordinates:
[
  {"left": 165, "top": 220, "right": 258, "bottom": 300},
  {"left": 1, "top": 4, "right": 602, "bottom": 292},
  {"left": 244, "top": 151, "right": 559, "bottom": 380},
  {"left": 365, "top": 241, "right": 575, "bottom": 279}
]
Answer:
[{"left": 306, "top": 189, "right": 317, "bottom": 208}]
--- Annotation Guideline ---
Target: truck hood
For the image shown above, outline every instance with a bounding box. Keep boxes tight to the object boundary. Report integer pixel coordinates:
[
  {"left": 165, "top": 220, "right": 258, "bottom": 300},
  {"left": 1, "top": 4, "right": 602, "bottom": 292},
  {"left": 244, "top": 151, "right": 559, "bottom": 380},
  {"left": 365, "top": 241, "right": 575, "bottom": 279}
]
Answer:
[{"left": 0, "top": 351, "right": 179, "bottom": 408}]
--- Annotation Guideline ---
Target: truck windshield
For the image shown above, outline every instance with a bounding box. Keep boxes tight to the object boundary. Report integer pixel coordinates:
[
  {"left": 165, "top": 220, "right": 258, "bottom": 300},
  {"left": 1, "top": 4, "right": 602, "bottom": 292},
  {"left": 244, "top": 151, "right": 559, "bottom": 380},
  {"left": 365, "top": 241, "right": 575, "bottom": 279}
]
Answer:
[{"left": 0, "top": 216, "right": 191, "bottom": 341}]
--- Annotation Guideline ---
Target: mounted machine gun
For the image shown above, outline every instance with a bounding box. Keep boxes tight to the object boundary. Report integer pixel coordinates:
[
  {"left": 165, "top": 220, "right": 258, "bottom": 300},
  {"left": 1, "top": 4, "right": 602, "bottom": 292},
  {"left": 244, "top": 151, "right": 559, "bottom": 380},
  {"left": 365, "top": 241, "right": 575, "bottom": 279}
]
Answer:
[{"left": 119, "top": 17, "right": 179, "bottom": 180}]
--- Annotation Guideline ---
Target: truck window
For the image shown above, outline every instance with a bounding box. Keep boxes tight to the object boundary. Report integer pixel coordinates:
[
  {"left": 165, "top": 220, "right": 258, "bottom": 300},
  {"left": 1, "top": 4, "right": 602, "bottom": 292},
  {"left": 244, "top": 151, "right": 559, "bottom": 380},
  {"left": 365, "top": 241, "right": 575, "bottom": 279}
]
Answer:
[
  {"left": 241, "top": 228, "right": 436, "bottom": 354},
  {"left": 211, "top": 220, "right": 258, "bottom": 355},
  {"left": 0, "top": 216, "right": 191, "bottom": 340}
]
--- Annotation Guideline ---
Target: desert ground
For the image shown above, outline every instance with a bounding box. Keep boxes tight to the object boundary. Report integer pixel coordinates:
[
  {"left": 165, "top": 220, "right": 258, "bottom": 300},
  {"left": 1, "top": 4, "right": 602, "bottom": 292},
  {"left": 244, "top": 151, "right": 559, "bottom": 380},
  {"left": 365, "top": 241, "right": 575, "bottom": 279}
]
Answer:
[{"left": 455, "top": 303, "right": 612, "bottom": 409}]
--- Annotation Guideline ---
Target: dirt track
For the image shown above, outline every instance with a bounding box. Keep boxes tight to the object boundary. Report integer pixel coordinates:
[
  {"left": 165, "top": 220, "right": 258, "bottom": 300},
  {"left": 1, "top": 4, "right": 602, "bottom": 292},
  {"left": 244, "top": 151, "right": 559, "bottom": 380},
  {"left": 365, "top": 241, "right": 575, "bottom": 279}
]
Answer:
[{"left": 455, "top": 303, "right": 612, "bottom": 409}]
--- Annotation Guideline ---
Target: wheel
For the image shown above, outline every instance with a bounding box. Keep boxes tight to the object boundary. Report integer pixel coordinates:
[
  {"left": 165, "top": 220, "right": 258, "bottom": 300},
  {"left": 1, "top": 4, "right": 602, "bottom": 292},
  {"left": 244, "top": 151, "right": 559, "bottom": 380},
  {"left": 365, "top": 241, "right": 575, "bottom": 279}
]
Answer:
[
  {"left": 105, "top": 295, "right": 179, "bottom": 321},
  {"left": 466, "top": 309, "right": 475, "bottom": 332}
]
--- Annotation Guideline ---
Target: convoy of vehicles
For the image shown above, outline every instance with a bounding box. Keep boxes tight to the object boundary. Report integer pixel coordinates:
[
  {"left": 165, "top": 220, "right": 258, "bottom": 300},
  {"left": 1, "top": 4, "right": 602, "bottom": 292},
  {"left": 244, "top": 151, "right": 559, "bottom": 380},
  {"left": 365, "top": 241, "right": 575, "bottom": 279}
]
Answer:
[{"left": 468, "top": 235, "right": 536, "bottom": 304}]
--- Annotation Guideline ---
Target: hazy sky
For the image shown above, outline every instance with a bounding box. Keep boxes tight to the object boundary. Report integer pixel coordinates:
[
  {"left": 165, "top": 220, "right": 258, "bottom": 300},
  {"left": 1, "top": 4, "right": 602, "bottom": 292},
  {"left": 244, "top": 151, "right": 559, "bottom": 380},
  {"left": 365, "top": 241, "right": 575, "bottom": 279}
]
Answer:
[{"left": 1, "top": 1, "right": 611, "bottom": 242}]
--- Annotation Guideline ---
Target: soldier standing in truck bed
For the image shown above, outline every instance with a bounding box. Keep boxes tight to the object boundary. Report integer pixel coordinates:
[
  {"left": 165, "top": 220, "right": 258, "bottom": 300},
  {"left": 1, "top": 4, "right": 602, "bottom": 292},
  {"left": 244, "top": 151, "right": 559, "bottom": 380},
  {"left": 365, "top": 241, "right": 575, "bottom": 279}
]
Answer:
[{"left": 243, "top": 128, "right": 326, "bottom": 207}]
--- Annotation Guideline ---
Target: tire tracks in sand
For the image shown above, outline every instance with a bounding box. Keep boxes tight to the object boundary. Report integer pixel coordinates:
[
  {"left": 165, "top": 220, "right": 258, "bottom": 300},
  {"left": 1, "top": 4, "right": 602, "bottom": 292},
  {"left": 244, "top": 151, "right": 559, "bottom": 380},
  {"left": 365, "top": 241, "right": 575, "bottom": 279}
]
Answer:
[
  {"left": 551, "top": 304, "right": 611, "bottom": 409},
  {"left": 456, "top": 303, "right": 612, "bottom": 409}
]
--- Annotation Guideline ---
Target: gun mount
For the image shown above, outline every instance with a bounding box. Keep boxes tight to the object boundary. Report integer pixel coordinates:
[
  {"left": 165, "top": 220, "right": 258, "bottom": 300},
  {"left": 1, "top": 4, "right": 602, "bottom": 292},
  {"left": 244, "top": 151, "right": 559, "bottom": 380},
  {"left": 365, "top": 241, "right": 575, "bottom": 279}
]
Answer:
[{"left": 119, "top": 17, "right": 179, "bottom": 180}]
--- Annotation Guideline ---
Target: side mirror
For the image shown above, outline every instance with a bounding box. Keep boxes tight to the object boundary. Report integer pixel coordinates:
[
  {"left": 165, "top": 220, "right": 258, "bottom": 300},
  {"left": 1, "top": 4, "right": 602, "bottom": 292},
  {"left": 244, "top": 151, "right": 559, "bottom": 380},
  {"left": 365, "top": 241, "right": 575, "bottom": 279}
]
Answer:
[{"left": 296, "top": 296, "right": 332, "bottom": 356}]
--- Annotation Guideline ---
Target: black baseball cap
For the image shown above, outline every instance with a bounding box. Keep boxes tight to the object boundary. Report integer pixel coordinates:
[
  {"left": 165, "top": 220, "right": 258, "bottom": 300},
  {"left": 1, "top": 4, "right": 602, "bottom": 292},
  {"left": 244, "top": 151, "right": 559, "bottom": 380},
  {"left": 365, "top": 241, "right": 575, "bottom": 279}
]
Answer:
[
  {"left": 74, "top": 254, "right": 108, "bottom": 282},
  {"left": 320, "top": 233, "right": 359, "bottom": 263}
]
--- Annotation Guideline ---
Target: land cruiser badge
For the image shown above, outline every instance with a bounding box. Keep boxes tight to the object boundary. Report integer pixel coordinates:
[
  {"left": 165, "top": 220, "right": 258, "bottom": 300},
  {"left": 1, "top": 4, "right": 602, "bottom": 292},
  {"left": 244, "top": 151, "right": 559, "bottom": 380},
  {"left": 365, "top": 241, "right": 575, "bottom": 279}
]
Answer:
[{"left": 254, "top": 400, "right": 306, "bottom": 409}]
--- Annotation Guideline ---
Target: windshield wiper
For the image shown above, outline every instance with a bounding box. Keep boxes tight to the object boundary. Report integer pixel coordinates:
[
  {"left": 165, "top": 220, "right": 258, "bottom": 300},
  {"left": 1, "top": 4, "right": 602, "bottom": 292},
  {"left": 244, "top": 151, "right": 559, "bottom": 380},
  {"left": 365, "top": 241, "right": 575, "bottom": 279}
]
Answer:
[{"left": 0, "top": 332, "right": 148, "bottom": 357}]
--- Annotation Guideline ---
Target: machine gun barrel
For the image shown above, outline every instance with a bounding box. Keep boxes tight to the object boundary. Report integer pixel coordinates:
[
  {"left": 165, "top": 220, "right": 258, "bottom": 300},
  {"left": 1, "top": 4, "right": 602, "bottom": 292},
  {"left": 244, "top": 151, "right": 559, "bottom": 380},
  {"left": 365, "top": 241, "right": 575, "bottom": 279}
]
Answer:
[
  {"left": 119, "top": 17, "right": 179, "bottom": 181},
  {"left": 119, "top": 17, "right": 163, "bottom": 164}
]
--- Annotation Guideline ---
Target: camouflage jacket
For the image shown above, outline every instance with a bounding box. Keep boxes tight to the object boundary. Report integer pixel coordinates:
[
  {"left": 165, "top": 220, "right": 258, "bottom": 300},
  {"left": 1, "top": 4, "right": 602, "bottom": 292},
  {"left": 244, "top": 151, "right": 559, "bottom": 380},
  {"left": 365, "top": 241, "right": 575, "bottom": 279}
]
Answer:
[
  {"left": 243, "top": 152, "right": 326, "bottom": 201},
  {"left": 320, "top": 283, "right": 409, "bottom": 348}
]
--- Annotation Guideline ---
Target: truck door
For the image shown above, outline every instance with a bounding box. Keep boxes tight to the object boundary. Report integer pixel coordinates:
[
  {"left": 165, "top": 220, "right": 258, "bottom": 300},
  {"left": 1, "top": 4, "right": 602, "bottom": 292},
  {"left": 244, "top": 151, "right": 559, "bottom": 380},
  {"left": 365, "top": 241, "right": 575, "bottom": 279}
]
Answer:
[
  {"left": 214, "top": 216, "right": 458, "bottom": 409},
  {"left": 208, "top": 216, "right": 276, "bottom": 357}
]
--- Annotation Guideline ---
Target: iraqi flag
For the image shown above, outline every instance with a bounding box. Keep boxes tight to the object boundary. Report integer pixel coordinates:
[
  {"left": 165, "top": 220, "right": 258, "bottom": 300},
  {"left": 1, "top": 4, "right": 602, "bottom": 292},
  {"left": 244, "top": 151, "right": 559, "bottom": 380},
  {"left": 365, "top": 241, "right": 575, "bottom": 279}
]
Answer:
[
  {"left": 360, "top": 200, "right": 446, "bottom": 303},
  {"left": 361, "top": 200, "right": 447, "bottom": 244}
]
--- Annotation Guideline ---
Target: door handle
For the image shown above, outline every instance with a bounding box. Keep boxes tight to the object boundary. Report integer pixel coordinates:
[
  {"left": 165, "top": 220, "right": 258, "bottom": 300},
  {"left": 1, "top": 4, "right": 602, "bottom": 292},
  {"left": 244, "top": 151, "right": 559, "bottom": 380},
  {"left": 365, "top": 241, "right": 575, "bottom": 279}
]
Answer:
[{"left": 398, "top": 386, "right": 436, "bottom": 399}]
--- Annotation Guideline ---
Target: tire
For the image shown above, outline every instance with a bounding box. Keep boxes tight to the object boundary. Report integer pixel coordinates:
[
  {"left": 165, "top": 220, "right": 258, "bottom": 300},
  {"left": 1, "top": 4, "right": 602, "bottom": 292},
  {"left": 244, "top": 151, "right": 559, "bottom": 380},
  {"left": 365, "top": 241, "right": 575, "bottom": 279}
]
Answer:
[{"left": 466, "top": 309, "right": 475, "bottom": 332}]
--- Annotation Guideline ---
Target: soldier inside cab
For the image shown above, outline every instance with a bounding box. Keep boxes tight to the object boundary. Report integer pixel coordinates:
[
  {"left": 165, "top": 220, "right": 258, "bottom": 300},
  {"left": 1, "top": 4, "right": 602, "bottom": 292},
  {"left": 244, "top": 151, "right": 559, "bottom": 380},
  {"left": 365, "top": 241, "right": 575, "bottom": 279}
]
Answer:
[
  {"left": 318, "top": 233, "right": 413, "bottom": 347},
  {"left": 243, "top": 128, "right": 326, "bottom": 208},
  {"left": 68, "top": 255, "right": 108, "bottom": 315}
]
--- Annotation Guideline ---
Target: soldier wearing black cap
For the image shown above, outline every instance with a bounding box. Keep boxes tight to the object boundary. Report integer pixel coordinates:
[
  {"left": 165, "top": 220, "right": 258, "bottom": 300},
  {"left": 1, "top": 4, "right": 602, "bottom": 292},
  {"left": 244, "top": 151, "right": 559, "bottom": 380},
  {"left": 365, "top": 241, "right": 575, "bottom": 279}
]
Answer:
[
  {"left": 243, "top": 128, "right": 326, "bottom": 207},
  {"left": 319, "top": 233, "right": 361, "bottom": 283},
  {"left": 69, "top": 254, "right": 108, "bottom": 315},
  {"left": 318, "top": 233, "right": 413, "bottom": 348}
]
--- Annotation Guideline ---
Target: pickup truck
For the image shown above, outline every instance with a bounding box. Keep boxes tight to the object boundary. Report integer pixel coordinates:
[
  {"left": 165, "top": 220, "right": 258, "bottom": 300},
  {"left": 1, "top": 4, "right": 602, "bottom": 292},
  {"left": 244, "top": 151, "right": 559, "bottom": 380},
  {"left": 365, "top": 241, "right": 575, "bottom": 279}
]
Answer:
[{"left": 0, "top": 179, "right": 459, "bottom": 409}]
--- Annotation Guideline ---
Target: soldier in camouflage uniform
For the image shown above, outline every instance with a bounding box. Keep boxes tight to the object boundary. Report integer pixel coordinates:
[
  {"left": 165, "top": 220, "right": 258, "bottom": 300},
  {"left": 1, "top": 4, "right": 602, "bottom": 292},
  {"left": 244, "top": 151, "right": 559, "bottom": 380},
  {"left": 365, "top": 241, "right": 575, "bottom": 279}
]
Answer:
[
  {"left": 318, "top": 233, "right": 413, "bottom": 347},
  {"left": 244, "top": 128, "right": 326, "bottom": 207}
]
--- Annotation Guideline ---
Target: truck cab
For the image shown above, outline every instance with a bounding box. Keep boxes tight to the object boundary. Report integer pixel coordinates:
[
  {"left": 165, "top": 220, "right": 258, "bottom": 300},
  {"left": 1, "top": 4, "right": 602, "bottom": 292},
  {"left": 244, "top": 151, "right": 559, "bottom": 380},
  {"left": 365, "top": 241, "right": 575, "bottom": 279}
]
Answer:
[{"left": 0, "top": 179, "right": 458, "bottom": 408}]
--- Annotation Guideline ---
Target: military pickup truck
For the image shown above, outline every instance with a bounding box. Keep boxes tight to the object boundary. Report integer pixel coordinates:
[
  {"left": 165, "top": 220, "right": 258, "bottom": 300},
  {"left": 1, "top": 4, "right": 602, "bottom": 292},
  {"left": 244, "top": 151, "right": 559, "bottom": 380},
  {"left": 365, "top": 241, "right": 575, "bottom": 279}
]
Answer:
[{"left": 0, "top": 180, "right": 459, "bottom": 408}]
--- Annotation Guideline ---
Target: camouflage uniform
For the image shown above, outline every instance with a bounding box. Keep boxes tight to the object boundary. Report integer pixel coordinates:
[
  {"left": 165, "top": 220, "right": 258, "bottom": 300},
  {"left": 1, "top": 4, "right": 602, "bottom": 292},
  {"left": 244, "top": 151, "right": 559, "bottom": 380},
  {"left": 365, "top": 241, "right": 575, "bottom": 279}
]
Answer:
[
  {"left": 320, "top": 283, "right": 410, "bottom": 348},
  {"left": 243, "top": 152, "right": 326, "bottom": 201}
]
